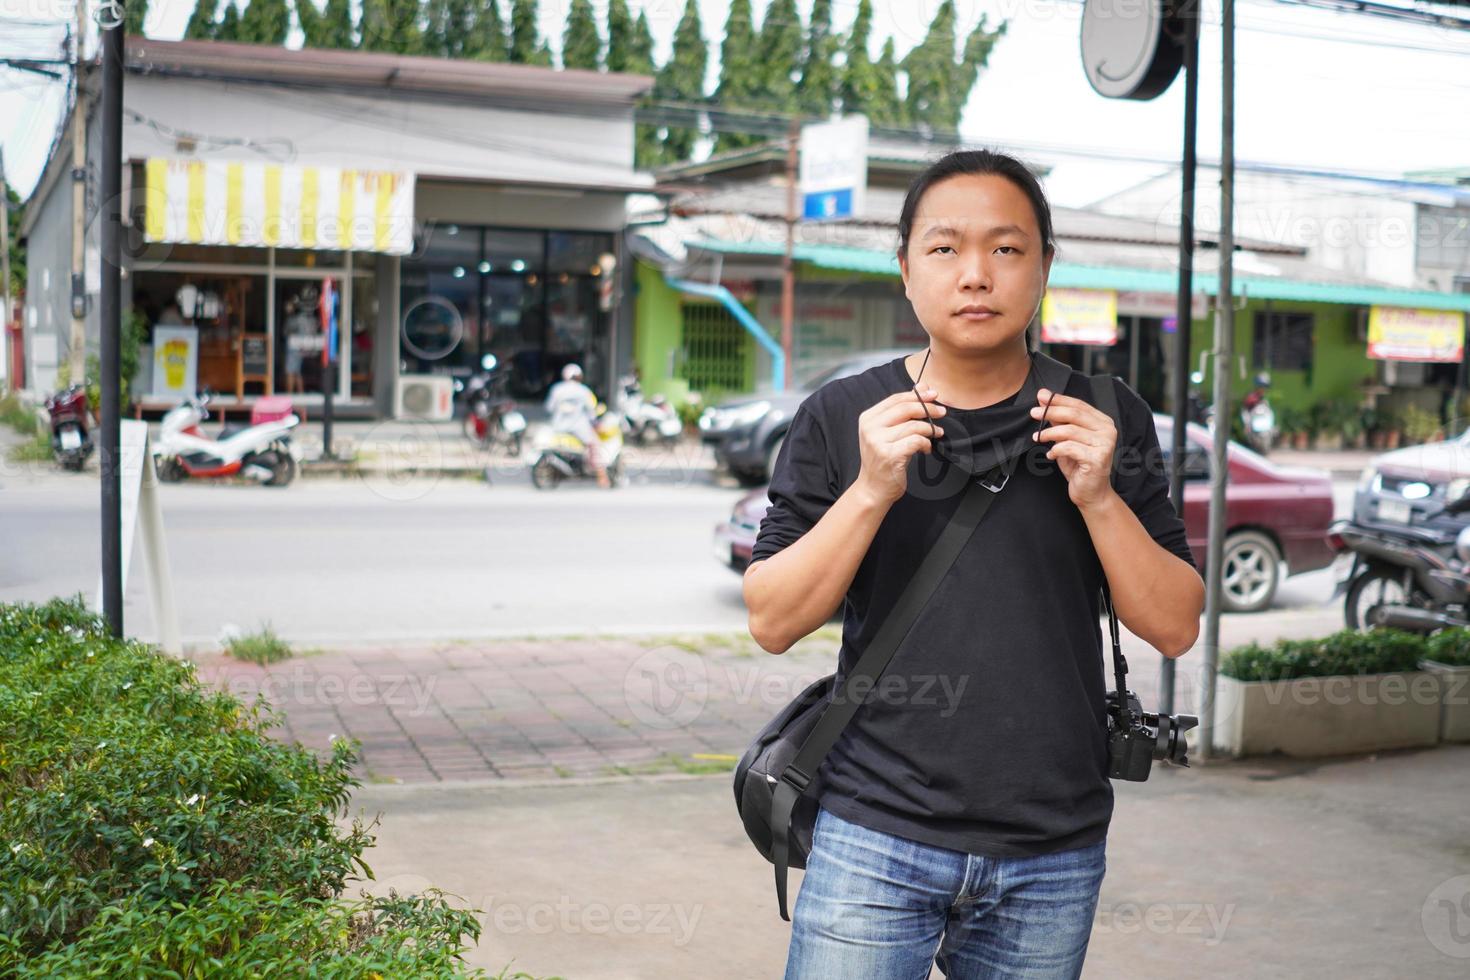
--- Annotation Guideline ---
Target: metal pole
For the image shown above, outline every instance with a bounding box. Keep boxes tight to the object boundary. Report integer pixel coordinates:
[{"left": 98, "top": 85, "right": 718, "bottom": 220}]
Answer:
[
  {"left": 1, "top": 148, "right": 12, "bottom": 346},
  {"left": 99, "top": 12, "right": 124, "bottom": 638},
  {"left": 780, "top": 117, "right": 798, "bottom": 391},
  {"left": 1200, "top": 0, "right": 1235, "bottom": 759},
  {"left": 1163, "top": 0, "right": 1201, "bottom": 715},
  {"left": 69, "top": 2, "right": 89, "bottom": 384},
  {"left": 321, "top": 279, "right": 335, "bottom": 459}
]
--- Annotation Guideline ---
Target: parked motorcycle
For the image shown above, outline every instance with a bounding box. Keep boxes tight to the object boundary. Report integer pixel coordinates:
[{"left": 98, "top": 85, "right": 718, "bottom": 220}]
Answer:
[
  {"left": 1240, "top": 372, "right": 1276, "bottom": 454},
  {"left": 529, "top": 404, "right": 624, "bottom": 490},
  {"left": 45, "top": 385, "right": 94, "bottom": 471},
  {"left": 1330, "top": 492, "right": 1470, "bottom": 631},
  {"left": 460, "top": 354, "right": 528, "bottom": 455},
  {"left": 152, "top": 392, "right": 302, "bottom": 487},
  {"left": 614, "top": 373, "right": 682, "bottom": 447}
]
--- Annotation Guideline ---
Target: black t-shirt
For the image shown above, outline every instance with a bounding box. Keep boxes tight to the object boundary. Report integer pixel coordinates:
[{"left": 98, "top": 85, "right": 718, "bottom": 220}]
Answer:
[{"left": 750, "top": 355, "right": 1196, "bottom": 857}]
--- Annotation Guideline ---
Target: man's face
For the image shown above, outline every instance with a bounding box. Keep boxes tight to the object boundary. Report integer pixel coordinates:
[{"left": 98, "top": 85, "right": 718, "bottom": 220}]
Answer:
[{"left": 898, "top": 173, "right": 1054, "bottom": 355}]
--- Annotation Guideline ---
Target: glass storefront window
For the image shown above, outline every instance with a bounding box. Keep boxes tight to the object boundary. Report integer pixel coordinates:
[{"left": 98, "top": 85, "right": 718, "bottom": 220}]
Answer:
[
  {"left": 399, "top": 266, "right": 480, "bottom": 377},
  {"left": 131, "top": 270, "right": 269, "bottom": 396},
  {"left": 349, "top": 272, "right": 378, "bottom": 398},
  {"left": 548, "top": 232, "right": 611, "bottom": 275},
  {"left": 411, "top": 223, "right": 481, "bottom": 268},
  {"left": 484, "top": 230, "right": 544, "bottom": 274},
  {"left": 275, "top": 248, "right": 347, "bottom": 268},
  {"left": 482, "top": 274, "right": 546, "bottom": 397}
]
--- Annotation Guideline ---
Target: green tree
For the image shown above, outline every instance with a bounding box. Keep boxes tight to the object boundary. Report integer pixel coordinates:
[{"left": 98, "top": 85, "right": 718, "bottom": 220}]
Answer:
[
  {"left": 754, "top": 0, "right": 802, "bottom": 115},
  {"left": 508, "top": 0, "right": 552, "bottom": 66},
  {"left": 798, "top": 0, "right": 838, "bottom": 118},
  {"left": 652, "top": 0, "right": 708, "bottom": 165},
  {"left": 901, "top": 1, "right": 1005, "bottom": 134},
  {"left": 214, "top": 1, "right": 241, "bottom": 41},
  {"left": 4, "top": 185, "right": 24, "bottom": 305},
  {"left": 238, "top": 0, "right": 290, "bottom": 44},
  {"left": 294, "top": 0, "right": 354, "bottom": 48},
  {"left": 711, "top": 0, "right": 759, "bottom": 155},
  {"left": 561, "top": 0, "right": 601, "bottom": 70},
  {"left": 124, "top": 0, "right": 149, "bottom": 35},
  {"left": 358, "top": 0, "right": 422, "bottom": 53},
  {"left": 870, "top": 37, "right": 903, "bottom": 127},
  {"left": 184, "top": 0, "right": 219, "bottom": 39},
  {"left": 606, "top": 3, "right": 661, "bottom": 170},
  {"left": 465, "top": 0, "right": 508, "bottom": 61}
]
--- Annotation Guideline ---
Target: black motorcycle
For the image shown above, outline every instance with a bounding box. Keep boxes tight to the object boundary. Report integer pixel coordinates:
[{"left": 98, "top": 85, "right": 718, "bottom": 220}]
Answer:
[{"left": 1331, "top": 493, "right": 1470, "bottom": 632}]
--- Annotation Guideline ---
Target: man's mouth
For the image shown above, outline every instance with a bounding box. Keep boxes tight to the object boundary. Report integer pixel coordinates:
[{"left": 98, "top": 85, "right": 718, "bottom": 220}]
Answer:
[{"left": 955, "top": 305, "right": 1000, "bottom": 320}]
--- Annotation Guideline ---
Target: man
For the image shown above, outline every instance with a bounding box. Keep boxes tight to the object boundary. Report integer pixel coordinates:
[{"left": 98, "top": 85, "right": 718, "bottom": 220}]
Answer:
[{"left": 544, "top": 363, "right": 611, "bottom": 489}]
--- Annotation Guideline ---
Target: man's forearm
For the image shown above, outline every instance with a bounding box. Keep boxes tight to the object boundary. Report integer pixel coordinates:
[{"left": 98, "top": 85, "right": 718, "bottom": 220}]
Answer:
[
  {"left": 744, "top": 482, "right": 890, "bottom": 654},
  {"left": 1079, "top": 490, "right": 1204, "bottom": 658}
]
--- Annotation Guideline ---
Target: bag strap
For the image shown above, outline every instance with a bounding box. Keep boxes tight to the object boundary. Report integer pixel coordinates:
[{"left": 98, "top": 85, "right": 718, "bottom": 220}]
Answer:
[{"left": 1085, "top": 373, "right": 1134, "bottom": 727}]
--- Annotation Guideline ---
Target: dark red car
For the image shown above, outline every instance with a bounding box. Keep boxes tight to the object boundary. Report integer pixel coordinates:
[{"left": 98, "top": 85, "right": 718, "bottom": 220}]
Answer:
[{"left": 712, "top": 415, "right": 1335, "bottom": 613}]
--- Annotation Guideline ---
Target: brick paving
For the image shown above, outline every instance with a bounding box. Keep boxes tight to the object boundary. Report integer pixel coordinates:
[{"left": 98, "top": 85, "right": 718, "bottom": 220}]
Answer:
[{"left": 194, "top": 632, "right": 843, "bottom": 784}]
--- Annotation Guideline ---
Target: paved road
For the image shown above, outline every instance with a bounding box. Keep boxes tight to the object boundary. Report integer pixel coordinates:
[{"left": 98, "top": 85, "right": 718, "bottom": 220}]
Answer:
[{"left": 0, "top": 446, "right": 1357, "bottom": 648}]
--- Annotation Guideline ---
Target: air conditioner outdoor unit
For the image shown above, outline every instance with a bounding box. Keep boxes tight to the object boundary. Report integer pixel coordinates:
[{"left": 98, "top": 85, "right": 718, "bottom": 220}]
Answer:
[{"left": 394, "top": 374, "right": 455, "bottom": 420}]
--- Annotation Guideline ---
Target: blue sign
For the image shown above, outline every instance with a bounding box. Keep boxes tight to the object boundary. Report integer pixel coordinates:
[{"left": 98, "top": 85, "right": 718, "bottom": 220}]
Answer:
[{"left": 802, "top": 188, "right": 854, "bottom": 221}]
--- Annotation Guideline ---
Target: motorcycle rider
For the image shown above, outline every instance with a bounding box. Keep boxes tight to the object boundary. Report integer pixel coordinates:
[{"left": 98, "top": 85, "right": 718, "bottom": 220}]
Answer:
[{"left": 544, "top": 363, "right": 611, "bottom": 488}]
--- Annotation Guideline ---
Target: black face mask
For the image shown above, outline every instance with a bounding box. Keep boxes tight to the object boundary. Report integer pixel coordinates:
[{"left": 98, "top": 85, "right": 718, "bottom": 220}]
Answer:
[{"left": 910, "top": 347, "right": 1059, "bottom": 480}]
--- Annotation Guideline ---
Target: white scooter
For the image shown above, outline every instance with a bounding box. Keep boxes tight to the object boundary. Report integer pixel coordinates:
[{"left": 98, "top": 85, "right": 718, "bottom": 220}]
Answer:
[
  {"left": 152, "top": 392, "right": 302, "bottom": 487},
  {"left": 614, "top": 374, "right": 683, "bottom": 446}
]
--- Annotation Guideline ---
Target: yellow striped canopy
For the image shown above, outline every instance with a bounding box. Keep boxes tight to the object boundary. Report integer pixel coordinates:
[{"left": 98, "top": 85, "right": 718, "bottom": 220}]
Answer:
[{"left": 143, "top": 157, "right": 415, "bottom": 255}]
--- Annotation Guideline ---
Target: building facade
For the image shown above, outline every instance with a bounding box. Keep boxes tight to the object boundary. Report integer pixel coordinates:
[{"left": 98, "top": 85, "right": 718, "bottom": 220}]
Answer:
[{"left": 19, "top": 38, "right": 652, "bottom": 416}]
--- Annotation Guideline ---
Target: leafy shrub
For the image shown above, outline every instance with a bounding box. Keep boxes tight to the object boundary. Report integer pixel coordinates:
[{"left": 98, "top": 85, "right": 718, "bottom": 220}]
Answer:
[
  {"left": 1221, "top": 628, "right": 1427, "bottom": 682},
  {"left": 1425, "top": 628, "right": 1470, "bottom": 667},
  {"left": 0, "top": 597, "right": 486, "bottom": 975}
]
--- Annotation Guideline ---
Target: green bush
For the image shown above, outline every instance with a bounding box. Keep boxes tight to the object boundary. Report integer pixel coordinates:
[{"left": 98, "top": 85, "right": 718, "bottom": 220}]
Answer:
[
  {"left": 225, "top": 621, "right": 295, "bottom": 665},
  {"left": 1221, "top": 628, "right": 1427, "bottom": 682},
  {"left": 0, "top": 597, "right": 487, "bottom": 975},
  {"left": 1426, "top": 628, "right": 1470, "bottom": 667}
]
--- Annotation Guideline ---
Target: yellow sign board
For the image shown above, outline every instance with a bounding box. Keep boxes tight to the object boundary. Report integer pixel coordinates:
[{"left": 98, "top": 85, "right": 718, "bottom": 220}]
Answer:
[
  {"left": 1367, "top": 306, "right": 1465, "bottom": 363},
  {"left": 1041, "top": 288, "right": 1118, "bottom": 346}
]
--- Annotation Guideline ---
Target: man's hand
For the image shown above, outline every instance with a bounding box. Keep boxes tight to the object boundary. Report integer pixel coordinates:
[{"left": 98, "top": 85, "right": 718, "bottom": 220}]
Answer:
[
  {"left": 1030, "top": 387, "right": 1118, "bottom": 512},
  {"left": 853, "top": 387, "right": 947, "bottom": 507}
]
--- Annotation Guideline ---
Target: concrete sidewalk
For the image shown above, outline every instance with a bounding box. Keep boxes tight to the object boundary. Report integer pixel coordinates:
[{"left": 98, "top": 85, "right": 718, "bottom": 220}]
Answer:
[
  {"left": 348, "top": 748, "right": 1470, "bottom": 979},
  {"left": 196, "top": 614, "right": 1470, "bottom": 977}
]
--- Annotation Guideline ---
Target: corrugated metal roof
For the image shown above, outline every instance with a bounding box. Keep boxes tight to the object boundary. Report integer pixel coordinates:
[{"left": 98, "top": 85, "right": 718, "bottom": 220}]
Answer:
[{"left": 689, "top": 238, "right": 1470, "bottom": 313}]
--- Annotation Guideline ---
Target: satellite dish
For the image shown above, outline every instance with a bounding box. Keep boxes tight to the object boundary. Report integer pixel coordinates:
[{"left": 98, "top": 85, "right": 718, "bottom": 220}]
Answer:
[{"left": 1080, "top": 0, "right": 1185, "bottom": 101}]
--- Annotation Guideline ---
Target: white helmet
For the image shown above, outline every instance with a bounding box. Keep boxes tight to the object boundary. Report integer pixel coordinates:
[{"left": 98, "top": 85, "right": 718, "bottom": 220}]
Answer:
[{"left": 562, "top": 363, "right": 583, "bottom": 381}]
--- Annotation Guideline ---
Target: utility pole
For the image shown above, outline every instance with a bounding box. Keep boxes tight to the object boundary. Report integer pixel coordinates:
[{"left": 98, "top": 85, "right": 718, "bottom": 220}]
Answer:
[
  {"left": 1200, "top": 0, "right": 1236, "bottom": 759},
  {"left": 99, "top": 6, "right": 124, "bottom": 638},
  {"left": 69, "top": 1, "right": 90, "bottom": 384},
  {"left": 1, "top": 148, "right": 12, "bottom": 349},
  {"left": 1162, "top": 0, "right": 1201, "bottom": 716},
  {"left": 780, "top": 117, "right": 798, "bottom": 391}
]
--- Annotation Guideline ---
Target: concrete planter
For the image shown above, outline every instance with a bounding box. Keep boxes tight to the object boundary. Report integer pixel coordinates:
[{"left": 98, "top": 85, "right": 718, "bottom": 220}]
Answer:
[
  {"left": 1214, "top": 671, "right": 1441, "bottom": 758},
  {"left": 1419, "top": 660, "right": 1470, "bottom": 744}
]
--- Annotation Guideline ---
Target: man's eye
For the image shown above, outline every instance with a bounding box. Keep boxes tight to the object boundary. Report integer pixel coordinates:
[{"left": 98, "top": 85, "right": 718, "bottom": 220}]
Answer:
[
  {"left": 931, "top": 246, "right": 955, "bottom": 255},
  {"left": 996, "top": 246, "right": 1019, "bottom": 255}
]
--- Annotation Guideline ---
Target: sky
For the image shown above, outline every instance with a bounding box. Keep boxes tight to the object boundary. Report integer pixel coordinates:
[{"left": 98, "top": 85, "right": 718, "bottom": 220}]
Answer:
[{"left": 1, "top": 0, "right": 1468, "bottom": 208}]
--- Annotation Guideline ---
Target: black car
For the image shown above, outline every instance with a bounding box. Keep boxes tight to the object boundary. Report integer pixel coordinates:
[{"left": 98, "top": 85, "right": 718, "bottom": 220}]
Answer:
[{"left": 698, "top": 348, "right": 911, "bottom": 486}]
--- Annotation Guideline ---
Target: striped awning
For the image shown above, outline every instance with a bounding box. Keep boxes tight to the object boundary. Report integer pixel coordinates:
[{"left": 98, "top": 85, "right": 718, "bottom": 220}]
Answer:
[{"left": 143, "top": 157, "right": 415, "bottom": 255}]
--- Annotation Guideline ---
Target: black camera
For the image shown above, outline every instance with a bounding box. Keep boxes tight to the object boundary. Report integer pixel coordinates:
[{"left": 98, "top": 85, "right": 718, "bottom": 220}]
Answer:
[{"left": 1105, "top": 689, "right": 1198, "bottom": 782}]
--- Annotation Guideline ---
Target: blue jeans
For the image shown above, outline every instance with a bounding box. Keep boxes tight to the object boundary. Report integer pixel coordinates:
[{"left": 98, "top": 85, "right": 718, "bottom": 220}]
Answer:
[{"left": 784, "top": 805, "right": 1107, "bottom": 980}]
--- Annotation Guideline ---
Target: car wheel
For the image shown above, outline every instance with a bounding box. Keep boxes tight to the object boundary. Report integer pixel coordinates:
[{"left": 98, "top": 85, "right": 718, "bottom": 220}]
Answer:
[
  {"left": 1220, "top": 530, "right": 1281, "bottom": 613},
  {"left": 1345, "top": 569, "right": 1411, "bottom": 631},
  {"left": 763, "top": 433, "right": 786, "bottom": 482}
]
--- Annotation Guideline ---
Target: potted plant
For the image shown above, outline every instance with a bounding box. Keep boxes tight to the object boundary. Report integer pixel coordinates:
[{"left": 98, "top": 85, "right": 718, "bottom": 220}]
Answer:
[
  {"left": 1278, "top": 407, "right": 1307, "bottom": 450},
  {"left": 1382, "top": 407, "right": 1403, "bottom": 449},
  {"left": 1401, "top": 405, "right": 1441, "bottom": 447},
  {"left": 1313, "top": 401, "right": 1344, "bottom": 451},
  {"left": 1340, "top": 406, "right": 1365, "bottom": 450},
  {"left": 1422, "top": 629, "right": 1470, "bottom": 744},
  {"left": 1362, "top": 407, "right": 1384, "bottom": 449},
  {"left": 1215, "top": 629, "right": 1442, "bottom": 757}
]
